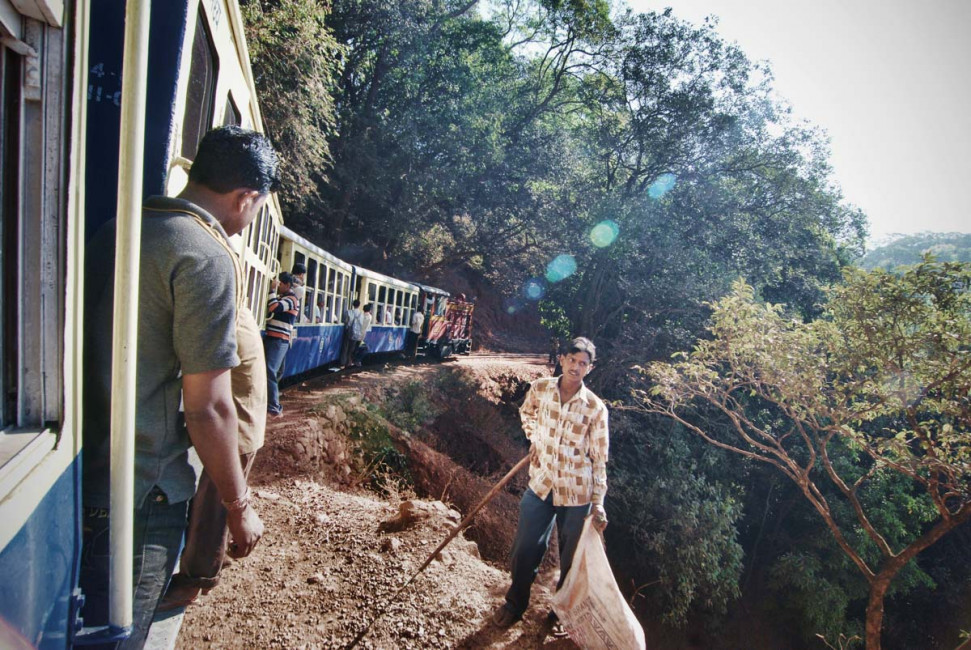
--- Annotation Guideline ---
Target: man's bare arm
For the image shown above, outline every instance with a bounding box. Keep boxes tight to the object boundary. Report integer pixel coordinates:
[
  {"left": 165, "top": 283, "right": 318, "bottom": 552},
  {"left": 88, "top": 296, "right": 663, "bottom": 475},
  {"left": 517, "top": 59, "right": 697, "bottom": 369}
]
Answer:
[{"left": 183, "top": 368, "right": 264, "bottom": 557}]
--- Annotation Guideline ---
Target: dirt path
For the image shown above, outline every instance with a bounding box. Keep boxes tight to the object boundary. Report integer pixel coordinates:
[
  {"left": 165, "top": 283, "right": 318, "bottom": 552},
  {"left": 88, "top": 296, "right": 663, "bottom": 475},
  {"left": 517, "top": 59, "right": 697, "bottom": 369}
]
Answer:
[{"left": 175, "top": 354, "right": 577, "bottom": 649}]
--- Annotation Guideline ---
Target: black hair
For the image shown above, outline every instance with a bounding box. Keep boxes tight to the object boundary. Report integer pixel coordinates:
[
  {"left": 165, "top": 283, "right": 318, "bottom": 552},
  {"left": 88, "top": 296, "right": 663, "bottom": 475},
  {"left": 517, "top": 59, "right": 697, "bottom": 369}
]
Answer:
[
  {"left": 564, "top": 336, "right": 596, "bottom": 364},
  {"left": 352, "top": 299, "right": 361, "bottom": 308},
  {"left": 363, "top": 303, "right": 373, "bottom": 312},
  {"left": 188, "top": 126, "right": 281, "bottom": 194},
  {"left": 292, "top": 262, "right": 307, "bottom": 275},
  {"left": 278, "top": 271, "right": 294, "bottom": 285}
]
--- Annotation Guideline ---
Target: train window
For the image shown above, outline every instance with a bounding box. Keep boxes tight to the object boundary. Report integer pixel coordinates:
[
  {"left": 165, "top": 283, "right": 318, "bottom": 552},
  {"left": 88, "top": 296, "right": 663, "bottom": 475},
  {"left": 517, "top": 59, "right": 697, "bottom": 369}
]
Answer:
[
  {"left": 1, "top": 43, "right": 20, "bottom": 427},
  {"left": 303, "top": 289, "right": 315, "bottom": 323},
  {"left": 306, "top": 259, "right": 317, "bottom": 289},
  {"left": 326, "top": 267, "right": 335, "bottom": 292},
  {"left": 180, "top": 9, "right": 219, "bottom": 159},
  {"left": 223, "top": 93, "right": 241, "bottom": 126},
  {"left": 246, "top": 267, "right": 257, "bottom": 310}
]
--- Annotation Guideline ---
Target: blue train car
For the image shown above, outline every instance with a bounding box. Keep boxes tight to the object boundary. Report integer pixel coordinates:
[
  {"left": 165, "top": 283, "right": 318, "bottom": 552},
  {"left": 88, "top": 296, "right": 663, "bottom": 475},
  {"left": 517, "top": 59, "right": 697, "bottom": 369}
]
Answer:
[
  {"left": 1, "top": 0, "right": 281, "bottom": 646},
  {"left": 275, "top": 226, "right": 355, "bottom": 378},
  {"left": 353, "top": 266, "right": 419, "bottom": 356},
  {"left": 1, "top": 2, "right": 89, "bottom": 647}
]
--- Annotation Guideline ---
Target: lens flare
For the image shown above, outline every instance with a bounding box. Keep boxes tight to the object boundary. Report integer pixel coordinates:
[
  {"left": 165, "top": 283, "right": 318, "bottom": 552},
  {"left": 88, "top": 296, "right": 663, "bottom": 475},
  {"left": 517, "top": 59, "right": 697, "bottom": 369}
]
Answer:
[
  {"left": 523, "top": 278, "right": 546, "bottom": 301},
  {"left": 589, "top": 220, "right": 619, "bottom": 248},
  {"left": 648, "top": 173, "right": 677, "bottom": 199},
  {"left": 504, "top": 296, "right": 524, "bottom": 314},
  {"left": 545, "top": 255, "right": 577, "bottom": 283}
]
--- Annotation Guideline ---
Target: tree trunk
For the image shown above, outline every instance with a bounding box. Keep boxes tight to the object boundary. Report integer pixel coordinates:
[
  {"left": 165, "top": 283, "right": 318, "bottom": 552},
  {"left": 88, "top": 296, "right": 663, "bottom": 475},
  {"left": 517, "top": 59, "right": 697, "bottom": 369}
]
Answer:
[{"left": 865, "top": 576, "right": 891, "bottom": 650}]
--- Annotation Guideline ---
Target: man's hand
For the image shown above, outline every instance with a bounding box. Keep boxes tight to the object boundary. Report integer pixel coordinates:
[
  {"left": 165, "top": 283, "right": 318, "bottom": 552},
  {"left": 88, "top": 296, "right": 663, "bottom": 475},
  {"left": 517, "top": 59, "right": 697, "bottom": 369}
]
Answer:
[
  {"left": 269, "top": 278, "right": 279, "bottom": 293},
  {"left": 227, "top": 504, "right": 264, "bottom": 558},
  {"left": 591, "top": 504, "right": 608, "bottom": 532}
]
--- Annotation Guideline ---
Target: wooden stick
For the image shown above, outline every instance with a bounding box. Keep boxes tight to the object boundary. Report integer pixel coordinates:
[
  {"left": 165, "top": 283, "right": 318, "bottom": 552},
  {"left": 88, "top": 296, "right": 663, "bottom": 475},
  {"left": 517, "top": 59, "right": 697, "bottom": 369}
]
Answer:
[{"left": 346, "top": 455, "right": 530, "bottom": 649}]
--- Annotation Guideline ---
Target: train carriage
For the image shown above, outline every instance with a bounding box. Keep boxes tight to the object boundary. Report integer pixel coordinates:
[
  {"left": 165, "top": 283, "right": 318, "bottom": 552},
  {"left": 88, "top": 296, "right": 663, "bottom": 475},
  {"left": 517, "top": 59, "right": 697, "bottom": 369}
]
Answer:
[
  {"left": 352, "top": 266, "right": 419, "bottom": 358},
  {"left": 416, "top": 284, "right": 474, "bottom": 359},
  {"left": 1, "top": 0, "right": 282, "bottom": 646},
  {"left": 275, "top": 225, "right": 354, "bottom": 378},
  {"left": 1, "top": 3, "right": 85, "bottom": 647}
]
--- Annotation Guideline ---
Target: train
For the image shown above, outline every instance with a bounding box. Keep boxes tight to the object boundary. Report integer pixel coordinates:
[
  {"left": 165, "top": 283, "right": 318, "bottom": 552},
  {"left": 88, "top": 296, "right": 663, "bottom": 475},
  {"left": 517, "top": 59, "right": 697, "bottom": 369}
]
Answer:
[
  {"left": 276, "top": 226, "right": 474, "bottom": 381},
  {"left": 0, "top": 1, "right": 471, "bottom": 647}
]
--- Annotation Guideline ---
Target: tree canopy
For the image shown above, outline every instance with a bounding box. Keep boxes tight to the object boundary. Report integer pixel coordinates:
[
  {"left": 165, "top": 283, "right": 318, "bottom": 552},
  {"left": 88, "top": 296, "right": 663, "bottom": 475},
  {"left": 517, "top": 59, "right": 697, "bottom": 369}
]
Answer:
[{"left": 638, "top": 260, "right": 971, "bottom": 649}]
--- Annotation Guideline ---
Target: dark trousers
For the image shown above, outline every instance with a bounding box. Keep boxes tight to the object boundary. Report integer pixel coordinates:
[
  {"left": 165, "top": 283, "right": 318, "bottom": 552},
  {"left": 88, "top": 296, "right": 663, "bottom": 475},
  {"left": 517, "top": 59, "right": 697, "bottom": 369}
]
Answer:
[
  {"left": 405, "top": 331, "right": 420, "bottom": 359},
  {"left": 170, "top": 452, "right": 256, "bottom": 589},
  {"left": 352, "top": 340, "right": 367, "bottom": 365},
  {"left": 504, "top": 488, "right": 591, "bottom": 617},
  {"left": 79, "top": 487, "right": 189, "bottom": 649},
  {"left": 339, "top": 330, "right": 353, "bottom": 367},
  {"left": 264, "top": 337, "right": 289, "bottom": 413}
]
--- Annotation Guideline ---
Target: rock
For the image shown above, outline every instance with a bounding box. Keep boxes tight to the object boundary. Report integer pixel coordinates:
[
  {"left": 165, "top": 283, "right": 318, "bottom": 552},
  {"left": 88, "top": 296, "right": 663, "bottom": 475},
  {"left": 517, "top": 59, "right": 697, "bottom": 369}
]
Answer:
[
  {"left": 380, "top": 537, "right": 402, "bottom": 554},
  {"left": 307, "top": 572, "right": 325, "bottom": 584},
  {"left": 379, "top": 500, "right": 461, "bottom": 532}
]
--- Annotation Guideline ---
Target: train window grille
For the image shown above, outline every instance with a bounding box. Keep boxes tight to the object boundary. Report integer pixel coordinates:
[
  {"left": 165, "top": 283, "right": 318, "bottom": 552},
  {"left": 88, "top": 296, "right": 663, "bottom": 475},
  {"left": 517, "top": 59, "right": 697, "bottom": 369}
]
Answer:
[{"left": 180, "top": 9, "right": 219, "bottom": 160}]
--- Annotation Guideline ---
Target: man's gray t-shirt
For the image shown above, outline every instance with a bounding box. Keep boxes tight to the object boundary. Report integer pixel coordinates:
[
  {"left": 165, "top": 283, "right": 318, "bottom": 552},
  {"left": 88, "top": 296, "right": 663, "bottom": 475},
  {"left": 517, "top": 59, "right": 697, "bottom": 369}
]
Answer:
[{"left": 83, "top": 196, "right": 240, "bottom": 509}]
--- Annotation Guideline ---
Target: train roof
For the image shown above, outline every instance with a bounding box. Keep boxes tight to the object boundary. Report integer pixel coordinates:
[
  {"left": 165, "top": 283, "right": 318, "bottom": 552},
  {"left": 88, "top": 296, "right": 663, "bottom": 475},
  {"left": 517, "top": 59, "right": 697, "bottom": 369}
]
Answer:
[
  {"left": 414, "top": 283, "right": 450, "bottom": 297},
  {"left": 353, "top": 265, "right": 419, "bottom": 291},
  {"left": 278, "top": 225, "right": 354, "bottom": 272}
]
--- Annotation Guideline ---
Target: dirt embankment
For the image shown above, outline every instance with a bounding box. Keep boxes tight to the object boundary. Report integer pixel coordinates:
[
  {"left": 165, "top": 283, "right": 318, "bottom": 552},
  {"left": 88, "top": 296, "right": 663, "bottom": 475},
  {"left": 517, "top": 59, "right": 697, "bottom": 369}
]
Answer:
[{"left": 176, "top": 354, "right": 577, "bottom": 649}]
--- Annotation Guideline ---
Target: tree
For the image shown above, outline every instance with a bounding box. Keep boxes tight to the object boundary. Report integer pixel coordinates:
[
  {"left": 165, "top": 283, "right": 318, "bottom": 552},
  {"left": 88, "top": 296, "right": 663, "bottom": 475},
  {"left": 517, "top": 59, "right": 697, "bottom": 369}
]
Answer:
[
  {"left": 636, "top": 260, "right": 971, "bottom": 649},
  {"left": 241, "top": 0, "right": 343, "bottom": 223}
]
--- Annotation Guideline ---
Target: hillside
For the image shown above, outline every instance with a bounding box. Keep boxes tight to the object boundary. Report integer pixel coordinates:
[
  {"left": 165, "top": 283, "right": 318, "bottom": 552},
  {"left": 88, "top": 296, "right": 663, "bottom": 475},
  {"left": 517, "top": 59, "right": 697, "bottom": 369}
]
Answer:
[
  {"left": 862, "top": 232, "right": 971, "bottom": 269},
  {"left": 174, "top": 355, "right": 580, "bottom": 649}
]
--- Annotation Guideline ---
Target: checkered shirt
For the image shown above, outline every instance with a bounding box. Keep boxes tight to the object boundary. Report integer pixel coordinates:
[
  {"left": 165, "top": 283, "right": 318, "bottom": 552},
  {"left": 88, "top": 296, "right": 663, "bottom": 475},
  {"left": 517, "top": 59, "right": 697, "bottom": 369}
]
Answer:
[{"left": 521, "top": 376, "right": 609, "bottom": 506}]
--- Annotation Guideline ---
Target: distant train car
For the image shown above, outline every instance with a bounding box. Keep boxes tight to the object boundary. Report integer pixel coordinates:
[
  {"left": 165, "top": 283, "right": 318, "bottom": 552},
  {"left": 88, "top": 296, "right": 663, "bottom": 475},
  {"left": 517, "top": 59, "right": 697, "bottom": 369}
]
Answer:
[
  {"left": 416, "top": 285, "right": 475, "bottom": 358},
  {"left": 350, "top": 266, "right": 420, "bottom": 358},
  {"left": 275, "top": 226, "right": 354, "bottom": 378},
  {"left": 0, "top": 0, "right": 281, "bottom": 646}
]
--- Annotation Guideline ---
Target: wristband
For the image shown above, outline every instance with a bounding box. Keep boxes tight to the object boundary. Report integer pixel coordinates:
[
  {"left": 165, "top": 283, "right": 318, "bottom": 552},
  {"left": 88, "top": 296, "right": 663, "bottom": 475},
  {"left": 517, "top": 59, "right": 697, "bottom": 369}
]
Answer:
[{"left": 222, "top": 488, "right": 250, "bottom": 514}]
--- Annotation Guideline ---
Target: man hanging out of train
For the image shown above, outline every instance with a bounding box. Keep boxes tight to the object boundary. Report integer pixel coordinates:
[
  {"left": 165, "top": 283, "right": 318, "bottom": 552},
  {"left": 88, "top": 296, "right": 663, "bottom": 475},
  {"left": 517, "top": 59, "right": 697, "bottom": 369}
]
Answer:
[
  {"left": 82, "top": 126, "right": 278, "bottom": 648},
  {"left": 264, "top": 271, "right": 299, "bottom": 416}
]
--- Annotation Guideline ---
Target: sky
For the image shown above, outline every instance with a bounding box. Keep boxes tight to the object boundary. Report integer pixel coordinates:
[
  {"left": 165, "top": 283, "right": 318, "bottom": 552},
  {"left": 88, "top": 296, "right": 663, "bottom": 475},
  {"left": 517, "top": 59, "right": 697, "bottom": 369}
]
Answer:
[{"left": 626, "top": 0, "right": 971, "bottom": 243}]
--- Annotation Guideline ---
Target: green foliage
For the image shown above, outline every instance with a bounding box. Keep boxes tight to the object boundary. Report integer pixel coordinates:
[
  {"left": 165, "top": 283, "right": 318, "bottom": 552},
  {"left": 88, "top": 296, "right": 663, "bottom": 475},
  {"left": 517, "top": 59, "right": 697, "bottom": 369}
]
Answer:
[
  {"left": 347, "top": 407, "right": 412, "bottom": 493},
  {"left": 606, "top": 413, "right": 745, "bottom": 625},
  {"left": 241, "top": 0, "right": 343, "bottom": 222},
  {"left": 379, "top": 380, "right": 442, "bottom": 433},
  {"left": 538, "top": 299, "right": 571, "bottom": 338},
  {"left": 861, "top": 232, "right": 971, "bottom": 270},
  {"left": 768, "top": 552, "right": 862, "bottom": 644},
  {"left": 638, "top": 259, "right": 971, "bottom": 646}
]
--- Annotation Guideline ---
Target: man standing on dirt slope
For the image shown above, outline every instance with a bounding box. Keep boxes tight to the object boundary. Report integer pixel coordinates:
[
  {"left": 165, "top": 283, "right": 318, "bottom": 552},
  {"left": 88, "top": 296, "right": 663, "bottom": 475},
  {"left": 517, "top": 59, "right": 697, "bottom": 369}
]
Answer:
[
  {"left": 81, "top": 126, "right": 274, "bottom": 648},
  {"left": 493, "top": 336, "right": 609, "bottom": 631}
]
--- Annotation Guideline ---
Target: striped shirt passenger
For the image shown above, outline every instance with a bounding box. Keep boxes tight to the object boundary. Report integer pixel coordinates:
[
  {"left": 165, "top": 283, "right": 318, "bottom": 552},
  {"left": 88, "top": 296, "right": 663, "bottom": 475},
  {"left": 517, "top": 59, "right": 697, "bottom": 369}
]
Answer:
[{"left": 265, "top": 284, "right": 299, "bottom": 342}]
